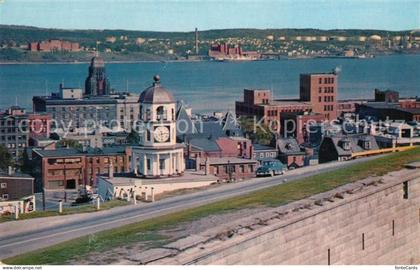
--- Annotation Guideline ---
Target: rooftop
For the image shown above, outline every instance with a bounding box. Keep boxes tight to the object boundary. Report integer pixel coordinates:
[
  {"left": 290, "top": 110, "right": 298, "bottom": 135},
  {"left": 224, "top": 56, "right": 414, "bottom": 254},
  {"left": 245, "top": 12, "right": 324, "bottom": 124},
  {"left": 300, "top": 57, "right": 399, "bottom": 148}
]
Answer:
[{"left": 33, "top": 146, "right": 129, "bottom": 158}]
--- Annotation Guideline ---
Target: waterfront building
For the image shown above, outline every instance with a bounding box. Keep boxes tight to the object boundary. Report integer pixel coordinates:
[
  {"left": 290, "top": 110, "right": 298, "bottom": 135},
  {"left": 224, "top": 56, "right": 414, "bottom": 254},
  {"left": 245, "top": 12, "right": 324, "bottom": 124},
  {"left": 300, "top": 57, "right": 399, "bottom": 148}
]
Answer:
[
  {"left": 299, "top": 71, "right": 338, "bottom": 121},
  {"left": 131, "top": 75, "right": 185, "bottom": 178},
  {"left": 29, "top": 40, "right": 80, "bottom": 52},
  {"left": 0, "top": 106, "right": 29, "bottom": 160},
  {"left": 208, "top": 43, "right": 260, "bottom": 61}
]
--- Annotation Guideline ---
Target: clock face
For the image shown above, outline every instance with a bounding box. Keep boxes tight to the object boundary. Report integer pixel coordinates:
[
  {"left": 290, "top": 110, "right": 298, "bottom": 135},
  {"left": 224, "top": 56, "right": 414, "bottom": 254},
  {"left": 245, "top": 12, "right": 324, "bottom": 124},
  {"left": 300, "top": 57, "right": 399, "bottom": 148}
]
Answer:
[{"left": 154, "top": 126, "right": 170, "bottom": 142}]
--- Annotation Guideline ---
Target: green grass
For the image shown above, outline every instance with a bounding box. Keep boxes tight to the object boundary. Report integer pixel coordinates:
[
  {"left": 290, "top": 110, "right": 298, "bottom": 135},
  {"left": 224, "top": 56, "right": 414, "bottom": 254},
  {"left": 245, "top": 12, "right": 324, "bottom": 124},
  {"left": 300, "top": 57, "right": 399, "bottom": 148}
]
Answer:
[
  {"left": 0, "top": 200, "right": 129, "bottom": 223},
  {"left": 3, "top": 147, "right": 420, "bottom": 265}
]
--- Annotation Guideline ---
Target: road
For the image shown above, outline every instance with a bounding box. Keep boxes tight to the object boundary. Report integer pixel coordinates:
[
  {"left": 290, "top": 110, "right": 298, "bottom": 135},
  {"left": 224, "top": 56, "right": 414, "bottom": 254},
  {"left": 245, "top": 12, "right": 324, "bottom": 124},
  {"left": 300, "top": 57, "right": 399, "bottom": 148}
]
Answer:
[{"left": 0, "top": 156, "right": 380, "bottom": 260}]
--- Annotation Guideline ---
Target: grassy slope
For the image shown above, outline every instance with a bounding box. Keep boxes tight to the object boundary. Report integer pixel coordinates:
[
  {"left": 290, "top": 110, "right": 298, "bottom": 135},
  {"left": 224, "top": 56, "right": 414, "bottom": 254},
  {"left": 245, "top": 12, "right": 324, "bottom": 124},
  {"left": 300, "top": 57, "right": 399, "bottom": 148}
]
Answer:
[
  {"left": 0, "top": 200, "right": 129, "bottom": 223},
  {"left": 3, "top": 147, "right": 420, "bottom": 265}
]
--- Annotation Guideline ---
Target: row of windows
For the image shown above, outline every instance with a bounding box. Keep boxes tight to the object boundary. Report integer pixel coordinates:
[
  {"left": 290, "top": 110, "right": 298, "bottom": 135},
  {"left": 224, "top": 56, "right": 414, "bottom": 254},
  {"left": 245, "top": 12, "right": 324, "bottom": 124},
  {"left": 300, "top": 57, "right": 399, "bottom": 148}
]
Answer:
[
  {"left": 318, "top": 77, "right": 335, "bottom": 84},
  {"left": 319, "top": 86, "right": 335, "bottom": 93},
  {"left": 214, "top": 164, "right": 254, "bottom": 174},
  {"left": 318, "top": 96, "right": 334, "bottom": 103},
  {"left": 0, "top": 135, "right": 27, "bottom": 141},
  {"left": 51, "top": 106, "right": 112, "bottom": 112},
  {"left": 324, "top": 105, "right": 334, "bottom": 111},
  {"left": 2, "top": 143, "right": 26, "bottom": 149}
]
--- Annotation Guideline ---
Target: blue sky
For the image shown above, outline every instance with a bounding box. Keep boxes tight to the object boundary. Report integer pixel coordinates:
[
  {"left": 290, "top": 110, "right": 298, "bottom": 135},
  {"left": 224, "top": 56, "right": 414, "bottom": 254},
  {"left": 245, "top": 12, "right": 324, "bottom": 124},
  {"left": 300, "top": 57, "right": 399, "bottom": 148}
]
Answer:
[{"left": 0, "top": 0, "right": 419, "bottom": 31}]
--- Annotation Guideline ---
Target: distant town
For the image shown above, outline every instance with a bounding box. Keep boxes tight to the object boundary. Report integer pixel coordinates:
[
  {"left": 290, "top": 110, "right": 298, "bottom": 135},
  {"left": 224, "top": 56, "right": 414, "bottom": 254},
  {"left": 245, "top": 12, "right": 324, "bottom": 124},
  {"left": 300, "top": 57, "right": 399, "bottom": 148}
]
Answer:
[
  {"left": 0, "top": 25, "right": 420, "bottom": 63},
  {"left": 0, "top": 49, "right": 419, "bottom": 219}
]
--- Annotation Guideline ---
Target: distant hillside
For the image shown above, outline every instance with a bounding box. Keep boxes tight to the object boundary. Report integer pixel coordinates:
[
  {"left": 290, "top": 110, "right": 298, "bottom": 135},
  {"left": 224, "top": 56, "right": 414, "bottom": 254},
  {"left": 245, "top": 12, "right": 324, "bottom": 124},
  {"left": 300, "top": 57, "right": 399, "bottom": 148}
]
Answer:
[
  {"left": 0, "top": 25, "right": 417, "bottom": 63},
  {"left": 0, "top": 24, "right": 412, "bottom": 44}
]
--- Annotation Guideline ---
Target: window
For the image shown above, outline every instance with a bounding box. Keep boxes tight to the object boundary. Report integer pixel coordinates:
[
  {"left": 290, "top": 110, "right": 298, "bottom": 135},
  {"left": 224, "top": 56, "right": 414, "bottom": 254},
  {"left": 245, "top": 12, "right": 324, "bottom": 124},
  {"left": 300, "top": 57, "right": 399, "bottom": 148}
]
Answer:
[
  {"left": 327, "top": 249, "right": 330, "bottom": 265},
  {"left": 146, "top": 129, "right": 151, "bottom": 141},
  {"left": 147, "top": 159, "right": 151, "bottom": 170},
  {"left": 392, "top": 220, "right": 395, "bottom": 236},
  {"left": 403, "top": 181, "right": 408, "bottom": 199},
  {"left": 362, "top": 233, "right": 365, "bottom": 250},
  {"left": 2, "top": 194, "right": 9, "bottom": 200},
  {"left": 0, "top": 183, "right": 6, "bottom": 189}
]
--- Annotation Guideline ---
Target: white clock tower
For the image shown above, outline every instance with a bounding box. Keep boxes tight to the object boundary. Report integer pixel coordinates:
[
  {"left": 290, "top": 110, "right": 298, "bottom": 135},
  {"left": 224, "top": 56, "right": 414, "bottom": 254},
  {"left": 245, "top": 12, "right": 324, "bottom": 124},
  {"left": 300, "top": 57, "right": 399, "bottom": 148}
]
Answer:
[{"left": 132, "top": 75, "right": 185, "bottom": 178}]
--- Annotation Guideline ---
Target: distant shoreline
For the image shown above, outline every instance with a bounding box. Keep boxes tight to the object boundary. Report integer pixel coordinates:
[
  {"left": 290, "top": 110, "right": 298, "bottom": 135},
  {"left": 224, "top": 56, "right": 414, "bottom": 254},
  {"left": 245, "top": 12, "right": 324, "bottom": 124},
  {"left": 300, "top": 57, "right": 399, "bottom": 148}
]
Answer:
[{"left": 0, "top": 52, "right": 418, "bottom": 65}]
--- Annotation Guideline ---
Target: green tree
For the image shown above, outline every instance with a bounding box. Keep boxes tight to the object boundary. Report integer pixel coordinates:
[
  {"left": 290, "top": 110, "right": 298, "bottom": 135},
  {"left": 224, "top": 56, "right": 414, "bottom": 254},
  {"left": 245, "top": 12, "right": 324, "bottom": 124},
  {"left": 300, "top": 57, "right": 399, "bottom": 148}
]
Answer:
[
  {"left": 126, "top": 130, "right": 140, "bottom": 144},
  {"left": 239, "top": 116, "right": 274, "bottom": 145},
  {"left": 0, "top": 145, "right": 13, "bottom": 171},
  {"left": 57, "top": 139, "right": 82, "bottom": 149}
]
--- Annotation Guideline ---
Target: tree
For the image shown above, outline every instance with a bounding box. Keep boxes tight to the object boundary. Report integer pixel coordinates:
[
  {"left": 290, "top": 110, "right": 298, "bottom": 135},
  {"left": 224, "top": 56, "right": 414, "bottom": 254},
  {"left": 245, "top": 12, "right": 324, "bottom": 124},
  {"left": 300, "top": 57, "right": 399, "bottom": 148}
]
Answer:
[
  {"left": 239, "top": 116, "right": 274, "bottom": 145},
  {"left": 57, "top": 139, "right": 82, "bottom": 149},
  {"left": 0, "top": 145, "right": 13, "bottom": 171},
  {"left": 126, "top": 130, "right": 140, "bottom": 144}
]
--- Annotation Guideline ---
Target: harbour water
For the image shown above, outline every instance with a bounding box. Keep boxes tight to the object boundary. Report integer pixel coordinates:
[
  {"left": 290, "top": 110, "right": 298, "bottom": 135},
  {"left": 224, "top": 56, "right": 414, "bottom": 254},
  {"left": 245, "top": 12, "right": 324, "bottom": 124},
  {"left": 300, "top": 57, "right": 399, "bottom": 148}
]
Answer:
[{"left": 0, "top": 54, "right": 419, "bottom": 113}]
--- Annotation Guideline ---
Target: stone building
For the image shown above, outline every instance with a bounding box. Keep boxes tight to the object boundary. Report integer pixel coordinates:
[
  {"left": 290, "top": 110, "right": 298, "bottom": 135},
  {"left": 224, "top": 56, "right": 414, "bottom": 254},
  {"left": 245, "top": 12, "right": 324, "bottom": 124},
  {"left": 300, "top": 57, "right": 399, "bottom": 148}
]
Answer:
[
  {"left": 33, "top": 88, "right": 139, "bottom": 131},
  {"left": 132, "top": 75, "right": 185, "bottom": 178},
  {"left": 85, "top": 55, "right": 111, "bottom": 96}
]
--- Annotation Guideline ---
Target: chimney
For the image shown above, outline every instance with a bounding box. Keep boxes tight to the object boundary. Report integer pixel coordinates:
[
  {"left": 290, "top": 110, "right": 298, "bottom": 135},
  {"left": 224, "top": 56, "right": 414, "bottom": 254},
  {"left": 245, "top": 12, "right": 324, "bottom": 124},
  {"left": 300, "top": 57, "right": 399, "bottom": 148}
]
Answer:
[
  {"left": 195, "top": 27, "right": 199, "bottom": 55},
  {"left": 8, "top": 166, "right": 13, "bottom": 176},
  {"left": 109, "top": 161, "right": 114, "bottom": 179}
]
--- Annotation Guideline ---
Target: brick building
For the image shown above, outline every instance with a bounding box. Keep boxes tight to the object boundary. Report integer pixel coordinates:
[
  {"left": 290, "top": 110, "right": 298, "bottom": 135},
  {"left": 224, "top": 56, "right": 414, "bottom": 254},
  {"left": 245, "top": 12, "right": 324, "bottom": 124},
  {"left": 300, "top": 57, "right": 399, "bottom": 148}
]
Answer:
[
  {"left": 0, "top": 169, "right": 34, "bottom": 201},
  {"left": 280, "top": 111, "right": 325, "bottom": 144},
  {"left": 299, "top": 72, "right": 338, "bottom": 121},
  {"left": 29, "top": 40, "right": 80, "bottom": 52},
  {"left": 32, "top": 146, "right": 132, "bottom": 190},
  {"left": 357, "top": 102, "right": 420, "bottom": 122},
  {"left": 374, "top": 89, "right": 399, "bottom": 103},
  {"left": 28, "top": 113, "right": 51, "bottom": 138},
  {"left": 198, "top": 157, "right": 258, "bottom": 181},
  {"left": 277, "top": 138, "right": 306, "bottom": 168},
  {"left": 235, "top": 89, "right": 312, "bottom": 131}
]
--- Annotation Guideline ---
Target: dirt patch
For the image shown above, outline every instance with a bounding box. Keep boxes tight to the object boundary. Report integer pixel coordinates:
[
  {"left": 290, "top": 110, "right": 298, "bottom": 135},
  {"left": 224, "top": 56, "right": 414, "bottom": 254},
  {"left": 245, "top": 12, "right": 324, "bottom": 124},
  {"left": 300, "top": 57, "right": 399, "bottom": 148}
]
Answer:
[{"left": 69, "top": 207, "right": 267, "bottom": 264}]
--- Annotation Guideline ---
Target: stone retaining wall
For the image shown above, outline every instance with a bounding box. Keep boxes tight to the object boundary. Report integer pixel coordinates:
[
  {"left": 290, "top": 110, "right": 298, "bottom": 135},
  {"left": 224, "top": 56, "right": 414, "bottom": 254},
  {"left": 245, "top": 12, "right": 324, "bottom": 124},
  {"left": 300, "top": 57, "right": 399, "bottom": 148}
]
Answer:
[{"left": 149, "top": 167, "right": 420, "bottom": 265}]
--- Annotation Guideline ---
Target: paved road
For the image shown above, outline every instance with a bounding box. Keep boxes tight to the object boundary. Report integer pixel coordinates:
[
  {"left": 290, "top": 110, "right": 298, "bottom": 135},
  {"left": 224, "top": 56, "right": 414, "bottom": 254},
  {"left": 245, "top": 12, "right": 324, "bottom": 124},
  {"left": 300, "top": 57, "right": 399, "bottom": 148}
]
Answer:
[{"left": 0, "top": 156, "right": 380, "bottom": 260}]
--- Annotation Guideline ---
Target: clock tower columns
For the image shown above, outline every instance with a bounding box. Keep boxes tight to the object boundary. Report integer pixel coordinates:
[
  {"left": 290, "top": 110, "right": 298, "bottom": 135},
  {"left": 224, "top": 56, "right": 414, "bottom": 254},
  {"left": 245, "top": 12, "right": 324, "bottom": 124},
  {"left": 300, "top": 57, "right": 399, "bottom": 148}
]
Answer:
[{"left": 132, "top": 75, "right": 185, "bottom": 178}]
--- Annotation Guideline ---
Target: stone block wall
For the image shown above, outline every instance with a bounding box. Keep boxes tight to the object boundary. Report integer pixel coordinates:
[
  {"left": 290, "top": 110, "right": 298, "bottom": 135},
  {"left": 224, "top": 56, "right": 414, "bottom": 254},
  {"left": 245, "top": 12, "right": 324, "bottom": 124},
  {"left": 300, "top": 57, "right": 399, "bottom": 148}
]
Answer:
[{"left": 153, "top": 168, "right": 420, "bottom": 265}]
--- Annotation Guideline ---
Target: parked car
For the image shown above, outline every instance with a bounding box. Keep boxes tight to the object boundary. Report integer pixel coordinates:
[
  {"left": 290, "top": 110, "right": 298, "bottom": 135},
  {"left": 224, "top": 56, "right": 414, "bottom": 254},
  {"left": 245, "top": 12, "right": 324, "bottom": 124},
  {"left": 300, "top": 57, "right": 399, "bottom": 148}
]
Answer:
[{"left": 256, "top": 158, "right": 285, "bottom": 177}]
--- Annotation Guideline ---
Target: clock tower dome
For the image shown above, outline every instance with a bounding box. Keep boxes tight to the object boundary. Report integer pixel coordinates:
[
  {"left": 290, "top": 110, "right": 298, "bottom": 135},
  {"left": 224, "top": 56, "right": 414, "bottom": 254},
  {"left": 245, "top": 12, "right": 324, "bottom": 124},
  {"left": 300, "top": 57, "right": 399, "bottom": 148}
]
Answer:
[{"left": 132, "top": 75, "right": 185, "bottom": 178}]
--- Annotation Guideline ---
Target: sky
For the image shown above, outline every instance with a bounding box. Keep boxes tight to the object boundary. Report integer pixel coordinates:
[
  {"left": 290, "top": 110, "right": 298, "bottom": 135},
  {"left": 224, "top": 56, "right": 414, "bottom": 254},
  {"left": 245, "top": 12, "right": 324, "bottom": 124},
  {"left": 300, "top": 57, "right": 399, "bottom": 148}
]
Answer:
[{"left": 0, "top": 0, "right": 419, "bottom": 32}]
